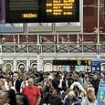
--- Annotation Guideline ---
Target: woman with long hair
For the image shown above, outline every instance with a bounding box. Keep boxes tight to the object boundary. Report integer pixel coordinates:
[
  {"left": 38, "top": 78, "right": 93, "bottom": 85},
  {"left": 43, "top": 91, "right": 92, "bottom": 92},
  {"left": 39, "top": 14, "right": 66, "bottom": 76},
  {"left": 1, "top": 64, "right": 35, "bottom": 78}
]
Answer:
[
  {"left": 81, "top": 87, "right": 96, "bottom": 105},
  {"left": 63, "top": 90, "right": 81, "bottom": 105}
]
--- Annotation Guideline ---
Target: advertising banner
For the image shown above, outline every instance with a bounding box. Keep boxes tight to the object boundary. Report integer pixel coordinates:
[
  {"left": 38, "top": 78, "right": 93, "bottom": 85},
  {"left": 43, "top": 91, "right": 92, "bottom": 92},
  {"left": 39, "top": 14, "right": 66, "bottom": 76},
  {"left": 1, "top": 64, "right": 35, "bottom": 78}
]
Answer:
[{"left": 97, "top": 81, "right": 105, "bottom": 105}]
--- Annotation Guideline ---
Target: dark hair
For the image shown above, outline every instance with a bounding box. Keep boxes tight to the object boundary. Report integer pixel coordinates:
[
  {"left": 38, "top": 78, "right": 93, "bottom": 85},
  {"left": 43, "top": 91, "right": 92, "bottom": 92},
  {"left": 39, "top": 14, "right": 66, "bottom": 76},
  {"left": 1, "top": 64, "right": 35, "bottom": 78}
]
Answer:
[
  {"left": 73, "top": 85, "right": 80, "bottom": 91},
  {"left": 16, "top": 93, "right": 30, "bottom": 105},
  {"left": 13, "top": 71, "right": 20, "bottom": 78},
  {"left": 73, "top": 85, "right": 81, "bottom": 97},
  {"left": 22, "top": 94, "right": 30, "bottom": 105},
  {"left": 8, "top": 89, "right": 17, "bottom": 105}
]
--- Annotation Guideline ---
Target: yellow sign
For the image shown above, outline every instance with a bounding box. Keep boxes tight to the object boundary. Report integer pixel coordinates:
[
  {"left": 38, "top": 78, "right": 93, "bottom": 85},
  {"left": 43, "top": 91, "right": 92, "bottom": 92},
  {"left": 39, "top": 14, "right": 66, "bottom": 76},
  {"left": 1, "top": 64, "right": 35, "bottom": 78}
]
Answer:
[
  {"left": 46, "top": 0, "right": 75, "bottom": 16},
  {"left": 22, "top": 13, "right": 37, "bottom": 18},
  {"left": 77, "top": 59, "right": 81, "bottom": 65},
  {"left": 88, "top": 60, "right": 91, "bottom": 65}
]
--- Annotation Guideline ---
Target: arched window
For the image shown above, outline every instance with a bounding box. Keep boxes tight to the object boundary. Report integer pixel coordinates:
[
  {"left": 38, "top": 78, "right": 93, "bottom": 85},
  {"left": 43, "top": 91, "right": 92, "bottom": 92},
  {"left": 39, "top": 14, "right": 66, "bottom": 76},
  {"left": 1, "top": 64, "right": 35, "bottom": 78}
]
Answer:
[
  {"left": 18, "top": 63, "right": 25, "bottom": 72},
  {"left": 5, "top": 63, "right": 12, "bottom": 72},
  {"left": 31, "top": 64, "right": 37, "bottom": 72}
]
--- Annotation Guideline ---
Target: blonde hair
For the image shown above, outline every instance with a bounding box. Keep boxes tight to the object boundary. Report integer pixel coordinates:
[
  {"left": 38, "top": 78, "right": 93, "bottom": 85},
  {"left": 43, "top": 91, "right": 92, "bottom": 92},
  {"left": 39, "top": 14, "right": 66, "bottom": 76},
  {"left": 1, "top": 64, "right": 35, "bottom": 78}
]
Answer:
[
  {"left": 67, "top": 90, "right": 76, "bottom": 97},
  {"left": 86, "top": 87, "right": 96, "bottom": 102}
]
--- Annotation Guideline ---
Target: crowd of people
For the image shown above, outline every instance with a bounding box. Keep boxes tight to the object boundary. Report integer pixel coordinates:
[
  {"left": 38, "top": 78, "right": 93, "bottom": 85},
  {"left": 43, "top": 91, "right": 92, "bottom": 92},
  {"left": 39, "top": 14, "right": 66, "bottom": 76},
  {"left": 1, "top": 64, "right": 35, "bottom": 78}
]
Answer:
[{"left": 0, "top": 67, "right": 105, "bottom": 105}]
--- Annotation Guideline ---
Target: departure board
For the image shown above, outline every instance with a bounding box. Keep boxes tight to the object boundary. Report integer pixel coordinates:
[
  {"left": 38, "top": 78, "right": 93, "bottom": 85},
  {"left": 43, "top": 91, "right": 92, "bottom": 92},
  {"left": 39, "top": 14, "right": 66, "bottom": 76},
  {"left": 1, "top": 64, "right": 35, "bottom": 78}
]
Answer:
[
  {"left": 6, "top": 0, "right": 40, "bottom": 23},
  {"left": 43, "top": 0, "right": 79, "bottom": 22},
  {"left": 6, "top": 0, "right": 79, "bottom": 23}
]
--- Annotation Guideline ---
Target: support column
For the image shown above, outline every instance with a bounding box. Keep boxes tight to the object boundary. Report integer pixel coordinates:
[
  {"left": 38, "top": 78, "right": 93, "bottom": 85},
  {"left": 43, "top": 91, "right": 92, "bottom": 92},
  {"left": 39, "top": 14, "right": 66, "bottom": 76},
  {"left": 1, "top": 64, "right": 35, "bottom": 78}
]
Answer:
[
  {"left": 80, "top": 0, "right": 84, "bottom": 57},
  {"left": 27, "top": 57, "right": 30, "bottom": 72},
  {"left": 97, "top": 0, "right": 100, "bottom": 45},
  {"left": 97, "top": 0, "right": 100, "bottom": 56},
  {"left": 23, "top": 23, "right": 28, "bottom": 34},
  {"left": 37, "top": 54, "right": 43, "bottom": 71},
  {"left": 13, "top": 58, "right": 17, "bottom": 71}
]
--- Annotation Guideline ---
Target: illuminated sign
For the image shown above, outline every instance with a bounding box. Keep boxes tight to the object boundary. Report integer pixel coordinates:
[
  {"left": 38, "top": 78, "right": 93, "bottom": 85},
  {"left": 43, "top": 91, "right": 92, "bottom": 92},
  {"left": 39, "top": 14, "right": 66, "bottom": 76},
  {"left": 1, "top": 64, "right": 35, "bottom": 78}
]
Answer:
[
  {"left": 77, "top": 59, "right": 81, "bottom": 65},
  {"left": 6, "top": 0, "right": 79, "bottom": 23},
  {"left": 6, "top": 0, "right": 39, "bottom": 22},
  {"left": 43, "top": 0, "right": 79, "bottom": 22},
  {"left": 22, "top": 13, "right": 38, "bottom": 18}
]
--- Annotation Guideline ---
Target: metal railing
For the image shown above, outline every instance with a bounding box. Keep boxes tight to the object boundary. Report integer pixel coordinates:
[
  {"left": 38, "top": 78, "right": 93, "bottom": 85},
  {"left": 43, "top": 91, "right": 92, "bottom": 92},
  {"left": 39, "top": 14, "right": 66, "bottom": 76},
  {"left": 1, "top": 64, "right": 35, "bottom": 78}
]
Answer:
[{"left": 0, "top": 43, "right": 104, "bottom": 54}]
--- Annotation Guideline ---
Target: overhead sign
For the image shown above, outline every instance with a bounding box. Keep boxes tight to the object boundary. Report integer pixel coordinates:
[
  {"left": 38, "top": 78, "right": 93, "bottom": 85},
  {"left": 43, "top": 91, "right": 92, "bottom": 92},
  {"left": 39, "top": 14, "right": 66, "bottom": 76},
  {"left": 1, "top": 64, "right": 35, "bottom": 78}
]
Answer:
[
  {"left": 6, "top": 0, "right": 79, "bottom": 23},
  {"left": 53, "top": 60, "right": 91, "bottom": 65},
  {"left": 62, "top": 66, "right": 69, "bottom": 71},
  {"left": 91, "top": 58, "right": 101, "bottom": 72},
  {"left": 75, "top": 65, "right": 84, "bottom": 71}
]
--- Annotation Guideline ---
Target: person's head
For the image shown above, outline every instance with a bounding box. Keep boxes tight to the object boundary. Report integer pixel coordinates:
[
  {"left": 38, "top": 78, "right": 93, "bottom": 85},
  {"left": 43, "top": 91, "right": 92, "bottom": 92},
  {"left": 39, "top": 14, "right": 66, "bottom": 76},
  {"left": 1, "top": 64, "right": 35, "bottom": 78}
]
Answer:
[
  {"left": 65, "top": 74, "right": 70, "bottom": 80},
  {"left": 27, "top": 76, "right": 34, "bottom": 88},
  {"left": 7, "top": 80, "right": 13, "bottom": 88},
  {"left": 93, "top": 74, "right": 98, "bottom": 80},
  {"left": 53, "top": 89, "right": 60, "bottom": 97},
  {"left": 87, "top": 87, "right": 96, "bottom": 102},
  {"left": 0, "top": 91, "right": 9, "bottom": 105},
  {"left": 16, "top": 93, "right": 29, "bottom": 105},
  {"left": 68, "top": 90, "right": 76, "bottom": 99},
  {"left": 16, "top": 93, "right": 24, "bottom": 105},
  {"left": 13, "top": 72, "right": 20, "bottom": 81}
]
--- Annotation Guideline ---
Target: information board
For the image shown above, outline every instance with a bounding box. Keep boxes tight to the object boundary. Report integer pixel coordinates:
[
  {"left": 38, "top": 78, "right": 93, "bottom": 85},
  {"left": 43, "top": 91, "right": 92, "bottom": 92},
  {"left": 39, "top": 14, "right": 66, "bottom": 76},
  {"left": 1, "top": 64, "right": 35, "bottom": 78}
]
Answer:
[
  {"left": 43, "top": 0, "right": 79, "bottom": 22},
  {"left": 91, "top": 58, "right": 101, "bottom": 72},
  {"left": 6, "top": 0, "right": 40, "bottom": 22},
  {"left": 62, "top": 66, "right": 69, "bottom": 70},
  {"left": 6, "top": 0, "right": 79, "bottom": 23}
]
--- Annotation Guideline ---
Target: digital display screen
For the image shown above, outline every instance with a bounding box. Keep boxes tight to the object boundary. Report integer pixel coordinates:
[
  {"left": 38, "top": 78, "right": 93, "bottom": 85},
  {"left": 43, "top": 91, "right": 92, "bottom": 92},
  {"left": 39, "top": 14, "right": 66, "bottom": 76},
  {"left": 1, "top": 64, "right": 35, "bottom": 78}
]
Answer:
[
  {"left": 43, "top": 0, "right": 79, "bottom": 22},
  {"left": 75, "top": 66, "right": 84, "bottom": 71},
  {"left": 6, "top": 0, "right": 39, "bottom": 22},
  {"left": 6, "top": 0, "right": 79, "bottom": 23}
]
